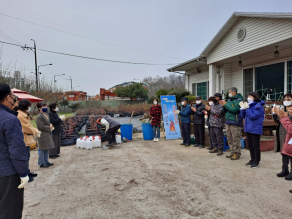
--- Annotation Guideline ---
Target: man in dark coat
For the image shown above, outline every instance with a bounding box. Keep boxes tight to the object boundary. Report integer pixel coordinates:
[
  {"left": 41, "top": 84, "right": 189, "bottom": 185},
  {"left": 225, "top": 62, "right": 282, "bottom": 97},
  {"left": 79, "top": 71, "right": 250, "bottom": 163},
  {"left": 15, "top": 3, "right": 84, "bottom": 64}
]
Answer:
[
  {"left": 97, "top": 117, "right": 121, "bottom": 149},
  {"left": 0, "top": 83, "right": 29, "bottom": 219},
  {"left": 176, "top": 97, "right": 191, "bottom": 147},
  {"left": 191, "top": 96, "right": 206, "bottom": 148}
]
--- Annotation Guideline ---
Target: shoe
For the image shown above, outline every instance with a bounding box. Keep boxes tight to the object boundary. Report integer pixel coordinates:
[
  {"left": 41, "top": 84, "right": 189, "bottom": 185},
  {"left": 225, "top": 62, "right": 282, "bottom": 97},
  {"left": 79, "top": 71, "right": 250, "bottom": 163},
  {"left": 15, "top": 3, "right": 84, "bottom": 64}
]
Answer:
[
  {"left": 153, "top": 138, "right": 157, "bottom": 142},
  {"left": 226, "top": 153, "right": 234, "bottom": 158},
  {"left": 49, "top": 156, "right": 56, "bottom": 159},
  {"left": 106, "top": 142, "right": 115, "bottom": 146},
  {"left": 193, "top": 144, "right": 199, "bottom": 147},
  {"left": 47, "top": 162, "right": 54, "bottom": 166},
  {"left": 156, "top": 139, "right": 159, "bottom": 142},
  {"left": 217, "top": 150, "right": 223, "bottom": 156},
  {"left": 290, "top": 190, "right": 292, "bottom": 193},
  {"left": 28, "top": 177, "right": 34, "bottom": 182},
  {"left": 180, "top": 143, "right": 186, "bottom": 146},
  {"left": 29, "top": 172, "right": 37, "bottom": 177},
  {"left": 55, "top": 155, "right": 60, "bottom": 157},
  {"left": 207, "top": 147, "right": 213, "bottom": 150},
  {"left": 251, "top": 163, "right": 260, "bottom": 168},
  {"left": 40, "top": 164, "right": 50, "bottom": 168},
  {"left": 102, "top": 145, "right": 109, "bottom": 150},
  {"left": 209, "top": 148, "right": 218, "bottom": 153},
  {"left": 185, "top": 144, "right": 191, "bottom": 147},
  {"left": 245, "top": 160, "right": 254, "bottom": 167},
  {"left": 231, "top": 154, "right": 240, "bottom": 160},
  {"left": 285, "top": 172, "right": 292, "bottom": 181},
  {"left": 199, "top": 145, "right": 204, "bottom": 149},
  {"left": 277, "top": 169, "right": 289, "bottom": 177}
]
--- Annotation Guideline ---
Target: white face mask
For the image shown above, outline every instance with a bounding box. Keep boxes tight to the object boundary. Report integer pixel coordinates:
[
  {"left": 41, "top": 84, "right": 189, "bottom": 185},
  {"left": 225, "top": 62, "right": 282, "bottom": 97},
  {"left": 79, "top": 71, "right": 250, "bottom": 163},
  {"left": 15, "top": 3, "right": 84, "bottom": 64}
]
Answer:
[
  {"left": 247, "top": 97, "right": 254, "bottom": 103},
  {"left": 196, "top": 101, "right": 201, "bottom": 104},
  {"left": 209, "top": 102, "right": 214, "bottom": 106},
  {"left": 229, "top": 93, "right": 233, "bottom": 98},
  {"left": 26, "top": 107, "right": 31, "bottom": 113},
  {"left": 181, "top": 102, "right": 185, "bottom": 106},
  {"left": 55, "top": 107, "right": 59, "bottom": 112},
  {"left": 283, "top": 101, "right": 292, "bottom": 107},
  {"left": 153, "top": 101, "right": 157, "bottom": 105}
]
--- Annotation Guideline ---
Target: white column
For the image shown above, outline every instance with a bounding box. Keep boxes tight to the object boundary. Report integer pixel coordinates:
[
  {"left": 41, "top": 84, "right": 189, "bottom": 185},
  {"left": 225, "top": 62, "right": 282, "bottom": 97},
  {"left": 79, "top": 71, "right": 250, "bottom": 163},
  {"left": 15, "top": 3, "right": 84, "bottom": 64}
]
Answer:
[
  {"left": 185, "top": 74, "right": 189, "bottom": 91},
  {"left": 209, "top": 64, "right": 217, "bottom": 96}
]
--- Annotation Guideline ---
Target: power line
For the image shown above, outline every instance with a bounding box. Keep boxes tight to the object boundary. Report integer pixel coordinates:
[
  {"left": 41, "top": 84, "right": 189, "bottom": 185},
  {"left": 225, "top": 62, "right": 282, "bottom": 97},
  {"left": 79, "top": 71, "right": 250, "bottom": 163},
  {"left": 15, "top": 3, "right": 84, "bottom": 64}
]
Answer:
[
  {"left": 0, "top": 12, "right": 186, "bottom": 60},
  {"left": 0, "top": 41, "right": 180, "bottom": 66}
]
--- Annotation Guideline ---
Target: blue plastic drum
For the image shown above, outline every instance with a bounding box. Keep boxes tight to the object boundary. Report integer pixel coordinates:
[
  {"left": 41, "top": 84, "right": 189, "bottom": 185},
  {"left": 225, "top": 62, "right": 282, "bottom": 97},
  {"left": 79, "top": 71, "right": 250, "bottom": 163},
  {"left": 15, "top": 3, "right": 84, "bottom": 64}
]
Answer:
[
  {"left": 142, "top": 123, "right": 154, "bottom": 140},
  {"left": 121, "top": 124, "right": 133, "bottom": 141}
]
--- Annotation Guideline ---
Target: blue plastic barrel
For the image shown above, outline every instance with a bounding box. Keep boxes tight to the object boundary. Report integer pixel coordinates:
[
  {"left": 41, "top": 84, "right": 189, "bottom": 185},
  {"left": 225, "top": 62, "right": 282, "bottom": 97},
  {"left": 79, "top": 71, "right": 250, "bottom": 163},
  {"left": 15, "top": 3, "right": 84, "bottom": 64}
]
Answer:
[
  {"left": 142, "top": 123, "right": 154, "bottom": 140},
  {"left": 121, "top": 124, "right": 133, "bottom": 141}
]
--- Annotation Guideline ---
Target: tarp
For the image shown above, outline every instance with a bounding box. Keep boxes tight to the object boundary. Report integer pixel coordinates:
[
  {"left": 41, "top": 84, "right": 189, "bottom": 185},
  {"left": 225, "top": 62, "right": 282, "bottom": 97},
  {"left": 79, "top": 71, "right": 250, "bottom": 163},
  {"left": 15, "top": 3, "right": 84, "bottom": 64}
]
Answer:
[
  {"left": 12, "top": 88, "right": 43, "bottom": 102},
  {"left": 160, "top": 95, "right": 181, "bottom": 140}
]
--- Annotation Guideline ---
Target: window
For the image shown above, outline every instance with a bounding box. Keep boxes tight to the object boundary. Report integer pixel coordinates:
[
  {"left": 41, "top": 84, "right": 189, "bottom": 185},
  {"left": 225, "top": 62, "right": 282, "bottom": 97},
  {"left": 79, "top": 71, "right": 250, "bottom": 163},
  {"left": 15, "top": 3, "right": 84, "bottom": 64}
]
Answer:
[
  {"left": 255, "top": 62, "right": 284, "bottom": 101},
  {"left": 243, "top": 68, "right": 253, "bottom": 99},
  {"left": 197, "top": 82, "right": 208, "bottom": 100},
  {"left": 287, "top": 61, "right": 292, "bottom": 93}
]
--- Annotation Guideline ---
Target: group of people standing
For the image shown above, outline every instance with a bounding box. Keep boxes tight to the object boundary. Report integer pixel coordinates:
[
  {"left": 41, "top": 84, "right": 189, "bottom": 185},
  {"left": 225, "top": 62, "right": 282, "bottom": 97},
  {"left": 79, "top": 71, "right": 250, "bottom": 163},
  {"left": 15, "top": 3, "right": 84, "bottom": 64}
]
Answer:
[{"left": 0, "top": 83, "right": 65, "bottom": 218}]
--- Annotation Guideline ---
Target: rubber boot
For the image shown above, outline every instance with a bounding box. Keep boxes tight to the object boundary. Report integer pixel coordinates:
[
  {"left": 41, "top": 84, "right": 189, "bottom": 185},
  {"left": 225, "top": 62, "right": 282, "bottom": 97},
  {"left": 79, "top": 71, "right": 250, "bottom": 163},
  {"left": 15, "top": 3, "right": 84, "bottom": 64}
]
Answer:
[
  {"left": 285, "top": 171, "right": 292, "bottom": 181},
  {"left": 277, "top": 169, "right": 289, "bottom": 177}
]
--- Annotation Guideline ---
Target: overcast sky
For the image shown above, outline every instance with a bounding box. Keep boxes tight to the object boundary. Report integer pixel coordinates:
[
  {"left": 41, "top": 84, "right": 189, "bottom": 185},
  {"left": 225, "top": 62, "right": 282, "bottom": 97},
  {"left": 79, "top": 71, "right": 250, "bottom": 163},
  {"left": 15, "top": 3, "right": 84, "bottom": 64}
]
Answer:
[{"left": 1, "top": 0, "right": 291, "bottom": 95}]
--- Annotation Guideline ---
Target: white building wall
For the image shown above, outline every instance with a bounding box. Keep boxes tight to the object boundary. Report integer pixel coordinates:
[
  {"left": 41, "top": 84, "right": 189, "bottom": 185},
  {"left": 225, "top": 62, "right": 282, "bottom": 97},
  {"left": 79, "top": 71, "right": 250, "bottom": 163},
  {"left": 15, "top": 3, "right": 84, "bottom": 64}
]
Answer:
[
  {"left": 207, "top": 17, "right": 292, "bottom": 64},
  {"left": 186, "top": 66, "right": 209, "bottom": 94}
]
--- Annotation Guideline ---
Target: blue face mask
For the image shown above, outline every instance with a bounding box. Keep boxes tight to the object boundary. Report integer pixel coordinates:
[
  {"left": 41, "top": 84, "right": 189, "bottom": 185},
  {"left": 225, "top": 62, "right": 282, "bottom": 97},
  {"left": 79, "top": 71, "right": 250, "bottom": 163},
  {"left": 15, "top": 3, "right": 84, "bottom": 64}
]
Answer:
[{"left": 42, "top": 108, "right": 48, "bottom": 113}]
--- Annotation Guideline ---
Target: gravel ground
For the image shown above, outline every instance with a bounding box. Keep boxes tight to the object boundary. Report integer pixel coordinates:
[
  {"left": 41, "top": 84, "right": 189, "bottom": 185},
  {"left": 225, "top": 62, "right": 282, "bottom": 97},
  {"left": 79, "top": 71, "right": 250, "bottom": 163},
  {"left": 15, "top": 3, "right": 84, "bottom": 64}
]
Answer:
[{"left": 23, "top": 133, "right": 292, "bottom": 219}]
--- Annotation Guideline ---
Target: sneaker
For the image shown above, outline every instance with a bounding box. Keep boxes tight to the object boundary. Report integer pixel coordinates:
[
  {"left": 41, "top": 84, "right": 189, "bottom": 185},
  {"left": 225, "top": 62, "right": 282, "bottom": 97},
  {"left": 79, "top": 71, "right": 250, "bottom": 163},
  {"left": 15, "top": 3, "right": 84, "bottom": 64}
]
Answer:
[
  {"left": 153, "top": 138, "right": 157, "bottom": 142},
  {"left": 29, "top": 172, "right": 37, "bottom": 177},
  {"left": 185, "top": 144, "right": 191, "bottom": 147},
  {"left": 156, "top": 139, "right": 159, "bottom": 142},
  {"left": 199, "top": 145, "right": 204, "bottom": 149},
  {"left": 207, "top": 147, "right": 213, "bottom": 150},
  {"left": 251, "top": 163, "right": 260, "bottom": 168},
  {"left": 47, "top": 162, "right": 54, "bottom": 166},
  {"left": 217, "top": 150, "right": 223, "bottom": 156},
  {"left": 40, "top": 164, "right": 50, "bottom": 168},
  {"left": 180, "top": 143, "right": 186, "bottom": 146},
  {"left": 285, "top": 172, "right": 292, "bottom": 181},
  {"left": 209, "top": 148, "right": 218, "bottom": 153},
  {"left": 226, "top": 153, "right": 234, "bottom": 158},
  {"left": 231, "top": 154, "right": 240, "bottom": 160},
  {"left": 277, "top": 169, "right": 289, "bottom": 177},
  {"left": 245, "top": 160, "right": 254, "bottom": 167},
  {"left": 193, "top": 144, "right": 199, "bottom": 147}
]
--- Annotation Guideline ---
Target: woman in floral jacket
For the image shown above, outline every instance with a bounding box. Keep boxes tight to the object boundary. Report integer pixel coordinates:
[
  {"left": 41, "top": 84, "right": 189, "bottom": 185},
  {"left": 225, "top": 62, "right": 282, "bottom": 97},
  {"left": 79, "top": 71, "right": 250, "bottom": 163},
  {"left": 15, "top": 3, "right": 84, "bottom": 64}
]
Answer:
[{"left": 150, "top": 98, "right": 162, "bottom": 142}]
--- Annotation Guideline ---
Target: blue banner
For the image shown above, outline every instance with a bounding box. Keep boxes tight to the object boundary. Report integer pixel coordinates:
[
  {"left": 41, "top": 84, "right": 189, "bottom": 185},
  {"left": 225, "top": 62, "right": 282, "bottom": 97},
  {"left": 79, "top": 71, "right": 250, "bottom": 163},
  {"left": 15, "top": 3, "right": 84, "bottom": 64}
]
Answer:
[{"left": 160, "top": 95, "right": 181, "bottom": 140}]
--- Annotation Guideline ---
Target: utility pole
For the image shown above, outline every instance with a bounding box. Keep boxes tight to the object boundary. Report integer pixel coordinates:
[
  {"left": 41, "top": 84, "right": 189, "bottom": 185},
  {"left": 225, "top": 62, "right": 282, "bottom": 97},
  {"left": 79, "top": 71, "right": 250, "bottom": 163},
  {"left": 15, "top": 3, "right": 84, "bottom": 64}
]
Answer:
[
  {"left": 67, "top": 76, "right": 72, "bottom": 90},
  {"left": 31, "top": 39, "right": 38, "bottom": 91}
]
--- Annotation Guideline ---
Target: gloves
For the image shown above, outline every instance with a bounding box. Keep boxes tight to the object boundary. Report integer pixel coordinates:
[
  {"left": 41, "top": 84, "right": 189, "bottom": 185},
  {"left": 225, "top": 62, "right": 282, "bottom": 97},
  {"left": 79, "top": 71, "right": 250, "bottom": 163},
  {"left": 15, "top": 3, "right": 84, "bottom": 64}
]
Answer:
[
  {"left": 37, "top": 131, "right": 41, "bottom": 138},
  {"left": 240, "top": 102, "right": 249, "bottom": 110},
  {"left": 175, "top": 110, "right": 180, "bottom": 114},
  {"left": 60, "top": 115, "right": 66, "bottom": 121},
  {"left": 18, "top": 175, "right": 29, "bottom": 189}
]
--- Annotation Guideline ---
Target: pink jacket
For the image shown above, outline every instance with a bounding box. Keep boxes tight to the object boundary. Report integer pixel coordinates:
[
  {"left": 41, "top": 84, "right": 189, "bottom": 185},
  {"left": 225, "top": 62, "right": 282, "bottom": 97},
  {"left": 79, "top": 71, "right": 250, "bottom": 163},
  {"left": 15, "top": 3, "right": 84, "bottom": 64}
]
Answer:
[{"left": 280, "top": 117, "right": 292, "bottom": 157}]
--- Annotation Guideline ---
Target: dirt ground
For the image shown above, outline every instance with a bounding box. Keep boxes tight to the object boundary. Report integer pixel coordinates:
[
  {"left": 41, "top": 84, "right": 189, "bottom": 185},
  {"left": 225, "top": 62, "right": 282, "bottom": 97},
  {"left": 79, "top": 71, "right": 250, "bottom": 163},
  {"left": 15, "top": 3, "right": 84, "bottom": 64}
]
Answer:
[{"left": 23, "top": 133, "right": 292, "bottom": 219}]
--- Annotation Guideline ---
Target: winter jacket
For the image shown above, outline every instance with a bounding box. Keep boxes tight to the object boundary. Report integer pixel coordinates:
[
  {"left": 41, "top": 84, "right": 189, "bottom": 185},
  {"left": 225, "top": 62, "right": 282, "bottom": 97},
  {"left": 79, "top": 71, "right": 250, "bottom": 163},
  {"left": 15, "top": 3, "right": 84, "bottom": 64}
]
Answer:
[
  {"left": 190, "top": 103, "right": 206, "bottom": 125},
  {"left": 240, "top": 100, "right": 265, "bottom": 135},
  {"left": 179, "top": 104, "right": 191, "bottom": 124},
  {"left": 36, "top": 112, "right": 55, "bottom": 150},
  {"left": 224, "top": 93, "right": 243, "bottom": 127},
  {"left": 280, "top": 116, "right": 292, "bottom": 157},
  {"left": 209, "top": 103, "right": 225, "bottom": 129},
  {"left": 17, "top": 110, "right": 39, "bottom": 146},
  {"left": 273, "top": 114, "right": 287, "bottom": 152},
  {"left": 49, "top": 110, "right": 63, "bottom": 134},
  {"left": 102, "top": 117, "right": 120, "bottom": 129},
  {"left": 0, "top": 104, "right": 28, "bottom": 178},
  {"left": 150, "top": 105, "right": 162, "bottom": 127}
]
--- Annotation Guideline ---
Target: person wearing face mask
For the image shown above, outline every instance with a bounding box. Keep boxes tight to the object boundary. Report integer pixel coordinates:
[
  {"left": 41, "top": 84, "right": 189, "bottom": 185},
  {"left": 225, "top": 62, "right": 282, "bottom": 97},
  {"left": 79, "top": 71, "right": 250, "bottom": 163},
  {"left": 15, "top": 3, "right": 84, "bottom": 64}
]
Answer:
[
  {"left": 208, "top": 96, "right": 226, "bottom": 155},
  {"left": 0, "top": 83, "right": 29, "bottom": 219},
  {"left": 273, "top": 94, "right": 292, "bottom": 154},
  {"left": 240, "top": 92, "right": 265, "bottom": 168},
  {"left": 48, "top": 103, "right": 65, "bottom": 159},
  {"left": 273, "top": 94, "right": 292, "bottom": 179},
  {"left": 150, "top": 98, "right": 162, "bottom": 142},
  {"left": 175, "top": 97, "right": 191, "bottom": 146},
  {"left": 35, "top": 102, "right": 55, "bottom": 168},
  {"left": 190, "top": 96, "right": 206, "bottom": 148},
  {"left": 17, "top": 99, "right": 40, "bottom": 182},
  {"left": 219, "top": 87, "right": 243, "bottom": 160},
  {"left": 276, "top": 105, "right": 292, "bottom": 181}
]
